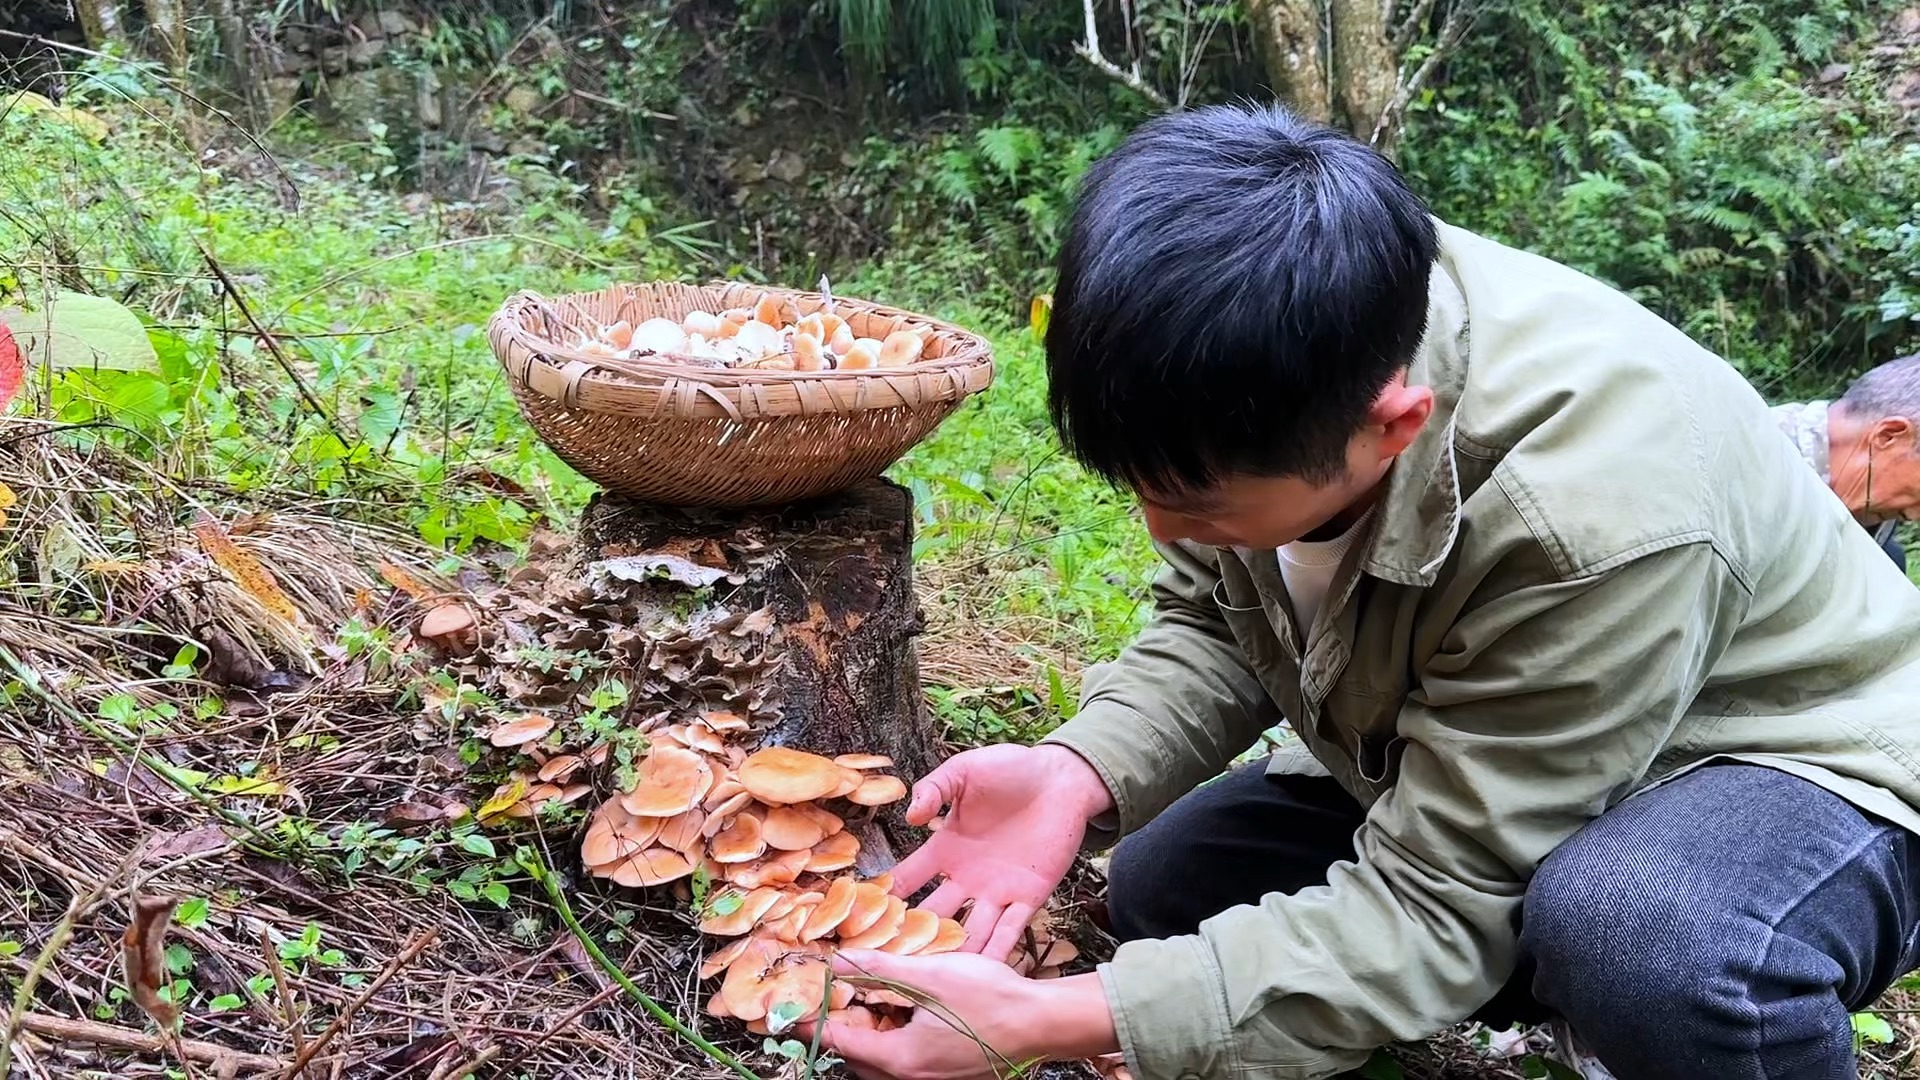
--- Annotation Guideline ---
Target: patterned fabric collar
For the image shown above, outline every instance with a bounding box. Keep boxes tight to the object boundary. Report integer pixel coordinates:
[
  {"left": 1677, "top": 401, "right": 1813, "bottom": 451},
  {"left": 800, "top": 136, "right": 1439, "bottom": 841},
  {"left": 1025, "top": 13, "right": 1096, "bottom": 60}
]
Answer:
[{"left": 1772, "top": 399, "right": 1831, "bottom": 484}]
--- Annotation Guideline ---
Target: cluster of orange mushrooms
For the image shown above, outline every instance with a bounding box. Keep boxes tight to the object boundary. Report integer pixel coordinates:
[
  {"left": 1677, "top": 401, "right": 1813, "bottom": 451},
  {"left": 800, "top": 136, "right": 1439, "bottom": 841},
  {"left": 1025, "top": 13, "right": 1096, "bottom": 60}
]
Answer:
[{"left": 573, "top": 293, "right": 929, "bottom": 372}]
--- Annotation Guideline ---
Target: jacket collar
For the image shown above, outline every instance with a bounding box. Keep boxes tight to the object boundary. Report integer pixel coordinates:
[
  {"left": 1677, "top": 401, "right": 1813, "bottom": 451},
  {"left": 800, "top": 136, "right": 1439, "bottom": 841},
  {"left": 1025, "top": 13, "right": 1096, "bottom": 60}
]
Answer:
[{"left": 1357, "top": 249, "right": 1472, "bottom": 587}]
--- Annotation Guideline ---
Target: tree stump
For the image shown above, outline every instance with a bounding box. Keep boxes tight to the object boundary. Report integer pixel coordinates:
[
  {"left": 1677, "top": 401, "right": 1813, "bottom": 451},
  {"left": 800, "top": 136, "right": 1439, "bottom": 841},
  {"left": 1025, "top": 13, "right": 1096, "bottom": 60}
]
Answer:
[{"left": 571, "top": 478, "right": 944, "bottom": 869}]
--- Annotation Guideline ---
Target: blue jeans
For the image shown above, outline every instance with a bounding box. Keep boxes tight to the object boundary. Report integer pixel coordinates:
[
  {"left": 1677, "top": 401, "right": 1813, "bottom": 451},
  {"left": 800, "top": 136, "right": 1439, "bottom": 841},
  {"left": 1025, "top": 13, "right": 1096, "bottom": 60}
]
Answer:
[{"left": 1105, "top": 762, "right": 1920, "bottom": 1079}]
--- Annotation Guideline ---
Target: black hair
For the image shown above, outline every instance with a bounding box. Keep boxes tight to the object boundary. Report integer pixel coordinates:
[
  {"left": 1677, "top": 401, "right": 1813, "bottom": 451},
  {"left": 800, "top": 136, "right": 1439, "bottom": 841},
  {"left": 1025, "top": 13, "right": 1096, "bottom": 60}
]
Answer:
[
  {"left": 1838, "top": 354, "right": 1920, "bottom": 430},
  {"left": 1044, "top": 101, "right": 1440, "bottom": 495}
]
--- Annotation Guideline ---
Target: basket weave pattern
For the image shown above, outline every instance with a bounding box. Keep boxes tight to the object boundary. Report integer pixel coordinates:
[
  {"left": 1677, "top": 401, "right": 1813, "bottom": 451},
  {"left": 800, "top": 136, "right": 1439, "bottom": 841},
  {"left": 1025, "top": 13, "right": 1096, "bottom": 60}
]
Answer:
[{"left": 487, "top": 281, "right": 995, "bottom": 507}]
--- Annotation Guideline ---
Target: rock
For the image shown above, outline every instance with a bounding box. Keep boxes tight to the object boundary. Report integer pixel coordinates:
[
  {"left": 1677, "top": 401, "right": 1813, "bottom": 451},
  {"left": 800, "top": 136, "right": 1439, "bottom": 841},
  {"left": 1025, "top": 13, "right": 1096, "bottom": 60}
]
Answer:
[
  {"left": 1891, "top": 71, "right": 1920, "bottom": 109},
  {"left": 345, "top": 36, "right": 386, "bottom": 67},
  {"left": 1816, "top": 62, "right": 1852, "bottom": 84},
  {"left": 504, "top": 85, "right": 544, "bottom": 116},
  {"left": 352, "top": 10, "right": 386, "bottom": 40},
  {"left": 766, "top": 149, "right": 806, "bottom": 183},
  {"left": 378, "top": 9, "right": 421, "bottom": 36},
  {"left": 262, "top": 76, "right": 306, "bottom": 118},
  {"left": 1895, "top": 7, "right": 1920, "bottom": 37}
]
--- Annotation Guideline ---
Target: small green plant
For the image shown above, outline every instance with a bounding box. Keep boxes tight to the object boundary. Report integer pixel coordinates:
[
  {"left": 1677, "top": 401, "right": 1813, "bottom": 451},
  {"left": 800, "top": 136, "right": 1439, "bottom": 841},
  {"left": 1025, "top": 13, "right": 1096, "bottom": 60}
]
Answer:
[{"left": 1853, "top": 1010, "right": 1896, "bottom": 1052}]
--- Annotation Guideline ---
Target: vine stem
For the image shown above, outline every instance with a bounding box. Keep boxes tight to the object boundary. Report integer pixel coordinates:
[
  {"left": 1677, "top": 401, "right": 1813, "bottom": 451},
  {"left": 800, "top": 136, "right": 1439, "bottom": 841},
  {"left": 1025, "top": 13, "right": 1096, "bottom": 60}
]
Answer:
[{"left": 519, "top": 848, "right": 766, "bottom": 1080}]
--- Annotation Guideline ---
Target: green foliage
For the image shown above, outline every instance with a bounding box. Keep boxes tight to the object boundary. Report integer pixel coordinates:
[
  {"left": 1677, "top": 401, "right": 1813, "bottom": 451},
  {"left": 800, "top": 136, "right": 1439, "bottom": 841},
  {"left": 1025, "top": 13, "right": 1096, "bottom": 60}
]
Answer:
[{"left": 1397, "top": 0, "right": 1920, "bottom": 398}]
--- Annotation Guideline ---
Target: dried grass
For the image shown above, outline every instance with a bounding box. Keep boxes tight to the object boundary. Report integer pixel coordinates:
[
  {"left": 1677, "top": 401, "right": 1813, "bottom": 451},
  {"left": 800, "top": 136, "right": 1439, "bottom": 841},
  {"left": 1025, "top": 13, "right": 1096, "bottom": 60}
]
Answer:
[{"left": 0, "top": 421, "right": 760, "bottom": 1078}]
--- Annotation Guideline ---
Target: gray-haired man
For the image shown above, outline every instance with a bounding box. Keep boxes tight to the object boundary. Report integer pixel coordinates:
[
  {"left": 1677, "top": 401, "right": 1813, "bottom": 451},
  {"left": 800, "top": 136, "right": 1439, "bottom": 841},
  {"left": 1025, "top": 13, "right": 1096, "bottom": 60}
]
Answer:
[{"left": 1772, "top": 353, "right": 1920, "bottom": 573}]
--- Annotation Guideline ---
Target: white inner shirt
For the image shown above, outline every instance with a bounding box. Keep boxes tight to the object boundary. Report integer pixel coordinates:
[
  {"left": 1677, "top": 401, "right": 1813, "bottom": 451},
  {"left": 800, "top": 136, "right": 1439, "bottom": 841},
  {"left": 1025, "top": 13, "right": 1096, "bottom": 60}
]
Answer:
[{"left": 1277, "top": 509, "right": 1374, "bottom": 645}]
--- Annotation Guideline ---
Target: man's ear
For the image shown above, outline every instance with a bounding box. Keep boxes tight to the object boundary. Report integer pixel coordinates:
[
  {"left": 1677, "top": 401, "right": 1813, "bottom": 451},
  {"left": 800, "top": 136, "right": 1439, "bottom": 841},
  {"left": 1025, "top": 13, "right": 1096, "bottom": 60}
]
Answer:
[
  {"left": 1873, "top": 415, "right": 1916, "bottom": 452},
  {"left": 1369, "top": 381, "right": 1434, "bottom": 461}
]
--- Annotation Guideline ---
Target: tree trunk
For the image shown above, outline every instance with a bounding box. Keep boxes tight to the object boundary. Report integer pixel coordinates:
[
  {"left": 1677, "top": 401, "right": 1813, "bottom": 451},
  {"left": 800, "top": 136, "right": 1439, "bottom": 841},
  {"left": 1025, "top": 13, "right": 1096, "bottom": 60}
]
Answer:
[
  {"left": 206, "top": 0, "right": 262, "bottom": 126},
  {"left": 573, "top": 479, "right": 943, "bottom": 869},
  {"left": 73, "top": 0, "right": 130, "bottom": 50},
  {"left": 1331, "top": 0, "right": 1397, "bottom": 141},
  {"left": 143, "top": 0, "right": 188, "bottom": 82},
  {"left": 1245, "top": 0, "right": 1331, "bottom": 123}
]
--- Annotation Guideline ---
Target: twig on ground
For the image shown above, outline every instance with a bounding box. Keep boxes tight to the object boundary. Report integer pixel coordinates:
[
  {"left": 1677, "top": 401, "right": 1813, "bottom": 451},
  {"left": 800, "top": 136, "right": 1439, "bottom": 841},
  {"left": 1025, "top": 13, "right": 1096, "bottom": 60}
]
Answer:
[
  {"left": 522, "top": 849, "right": 767, "bottom": 1080},
  {"left": 14, "top": 1013, "right": 285, "bottom": 1072},
  {"left": 428, "top": 1043, "right": 500, "bottom": 1080},
  {"left": 262, "top": 928, "right": 311, "bottom": 1064},
  {"left": 273, "top": 928, "right": 440, "bottom": 1080},
  {"left": 0, "top": 845, "right": 137, "bottom": 1076}
]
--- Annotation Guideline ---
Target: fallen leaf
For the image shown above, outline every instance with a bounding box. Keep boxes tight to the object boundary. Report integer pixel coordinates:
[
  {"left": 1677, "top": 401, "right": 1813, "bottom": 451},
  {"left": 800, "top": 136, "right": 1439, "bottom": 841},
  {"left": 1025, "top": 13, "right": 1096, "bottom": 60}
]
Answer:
[
  {"left": 205, "top": 774, "right": 287, "bottom": 798},
  {"left": 383, "top": 802, "right": 446, "bottom": 829},
  {"left": 478, "top": 778, "right": 528, "bottom": 825},
  {"left": 377, "top": 559, "right": 434, "bottom": 600},
  {"left": 0, "top": 322, "right": 20, "bottom": 410},
  {"left": 0, "top": 480, "right": 13, "bottom": 531},
  {"left": 146, "top": 826, "right": 231, "bottom": 860},
  {"left": 122, "top": 893, "right": 180, "bottom": 1029},
  {"left": 192, "top": 512, "right": 302, "bottom": 627}
]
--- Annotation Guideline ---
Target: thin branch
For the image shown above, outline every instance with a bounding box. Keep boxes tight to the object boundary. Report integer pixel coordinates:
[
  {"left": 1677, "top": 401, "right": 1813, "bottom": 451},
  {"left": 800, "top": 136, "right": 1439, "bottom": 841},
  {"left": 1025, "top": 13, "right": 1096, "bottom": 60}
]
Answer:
[
  {"left": 1075, "top": 0, "right": 1173, "bottom": 109},
  {"left": 196, "top": 243, "right": 347, "bottom": 446},
  {"left": 272, "top": 928, "right": 439, "bottom": 1079},
  {"left": 14, "top": 1014, "right": 285, "bottom": 1073},
  {"left": 0, "top": 854, "right": 128, "bottom": 1076},
  {"left": 1392, "top": 0, "right": 1441, "bottom": 55},
  {"left": 1371, "top": 0, "right": 1477, "bottom": 147}
]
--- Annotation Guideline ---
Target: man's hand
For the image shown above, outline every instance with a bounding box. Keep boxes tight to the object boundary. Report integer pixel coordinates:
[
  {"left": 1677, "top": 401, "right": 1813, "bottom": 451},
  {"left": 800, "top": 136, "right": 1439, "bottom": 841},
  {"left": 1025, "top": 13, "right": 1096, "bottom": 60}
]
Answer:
[
  {"left": 798, "top": 949, "right": 1118, "bottom": 1080},
  {"left": 885, "top": 744, "right": 1114, "bottom": 960}
]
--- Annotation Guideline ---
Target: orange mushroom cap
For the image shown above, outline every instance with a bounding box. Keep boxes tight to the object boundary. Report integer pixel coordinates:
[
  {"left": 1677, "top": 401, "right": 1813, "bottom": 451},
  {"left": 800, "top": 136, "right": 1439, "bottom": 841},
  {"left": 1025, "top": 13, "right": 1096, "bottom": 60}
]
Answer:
[
  {"left": 832, "top": 754, "right": 894, "bottom": 770},
  {"left": 699, "top": 935, "right": 755, "bottom": 980},
  {"left": 621, "top": 745, "right": 713, "bottom": 818},
  {"left": 881, "top": 909, "right": 942, "bottom": 954},
  {"left": 849, "top": 775, "right": 908, "bottom": 807},
  {"left": 839, "top": 895, "right": 908, "bottom": 950},
  {"left": 837, "top": 883, "right": 894, "bottom": 939},
  {"left": 922, "top": 917, "right": 967, "bottom": 955},
  {"left": 700, "top": 886, "right": 787, "bottom": 936},
  {"left": 657, "top": 807, "right": 708, "bottom": 857},
  {"left": 703, "top": 778, "right": 749, "bottom": 812},
  {"left": 719, "top": 937, "right": 786, "bottom": 1021},
  {"left": 420, "top": 603, "right": 475, "bottom": 640},
  {"left": 711, "top": 809, "right": 767, "bottom": 864},
  {"left": 800, "top": 877, "right": 860, "bottom": 942},
  {"left": 608, "top": 846, "right": 695, "bottom": 888},
  {"left": 739, "top": 747, "right": 846, "bottom": 805},
  {"left": 488, "top": 713, "right": 553, "bottom": 748},
  {"left": 582, "top": 798, "right": 664, "bottom": 866},
  {"left": 763, "top": 805, "right": 831, "bottom": 851},
  {"left": 807, "top": 830, "right": 861, "bottom": 873}
]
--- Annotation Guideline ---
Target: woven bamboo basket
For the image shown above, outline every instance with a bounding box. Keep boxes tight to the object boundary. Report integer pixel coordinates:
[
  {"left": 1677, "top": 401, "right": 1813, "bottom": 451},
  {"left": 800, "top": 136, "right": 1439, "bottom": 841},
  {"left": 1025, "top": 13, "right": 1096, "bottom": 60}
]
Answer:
[{"left": 486, "top": 280, "right": 995, "bottom": 507}]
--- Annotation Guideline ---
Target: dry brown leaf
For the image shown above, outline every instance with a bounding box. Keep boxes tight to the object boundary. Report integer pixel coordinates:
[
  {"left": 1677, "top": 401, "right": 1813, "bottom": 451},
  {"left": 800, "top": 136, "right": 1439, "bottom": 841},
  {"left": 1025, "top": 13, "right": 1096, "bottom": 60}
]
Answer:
[
  {"left": 192, "top": 511, "right": 301, "bottom": 626},
  {"left": 376, "top": 559, "right": 434, "bottom": 600},
  {"left": 122, "top": 894, "right": 180, "bottom": 1029}
]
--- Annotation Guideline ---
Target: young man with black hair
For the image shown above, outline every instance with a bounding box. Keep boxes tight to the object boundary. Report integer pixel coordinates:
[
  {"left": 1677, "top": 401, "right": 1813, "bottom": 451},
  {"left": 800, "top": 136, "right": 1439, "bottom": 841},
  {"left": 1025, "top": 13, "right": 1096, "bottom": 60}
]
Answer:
[{"left": 796, "top": 103, "right": 1920, "bottom": 1080}]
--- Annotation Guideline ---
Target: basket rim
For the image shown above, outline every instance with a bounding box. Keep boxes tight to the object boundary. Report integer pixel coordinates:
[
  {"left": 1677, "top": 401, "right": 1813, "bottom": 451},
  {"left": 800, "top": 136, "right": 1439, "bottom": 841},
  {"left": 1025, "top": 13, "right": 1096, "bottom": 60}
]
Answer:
[
  {"left": 485, "top": 279, "right": 996, "bottom": 424},
  {"left": 487, "top": 279, "right": 994, "bottom": 387}
]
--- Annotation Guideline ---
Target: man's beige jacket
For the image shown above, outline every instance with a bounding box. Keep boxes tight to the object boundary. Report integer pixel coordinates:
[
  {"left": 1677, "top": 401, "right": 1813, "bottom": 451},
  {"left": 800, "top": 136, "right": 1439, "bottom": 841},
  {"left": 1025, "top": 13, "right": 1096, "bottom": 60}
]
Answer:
[{"left": 1043, "top": 221, "right": 1920, "bottom": 1080}]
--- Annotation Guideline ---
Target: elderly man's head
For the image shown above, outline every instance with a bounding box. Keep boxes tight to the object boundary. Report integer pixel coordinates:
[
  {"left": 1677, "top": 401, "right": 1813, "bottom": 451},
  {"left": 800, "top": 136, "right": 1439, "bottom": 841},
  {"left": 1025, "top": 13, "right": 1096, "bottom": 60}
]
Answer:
[{"left": 1830, "top": 354, "right": 1920, "bottom": 521}]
